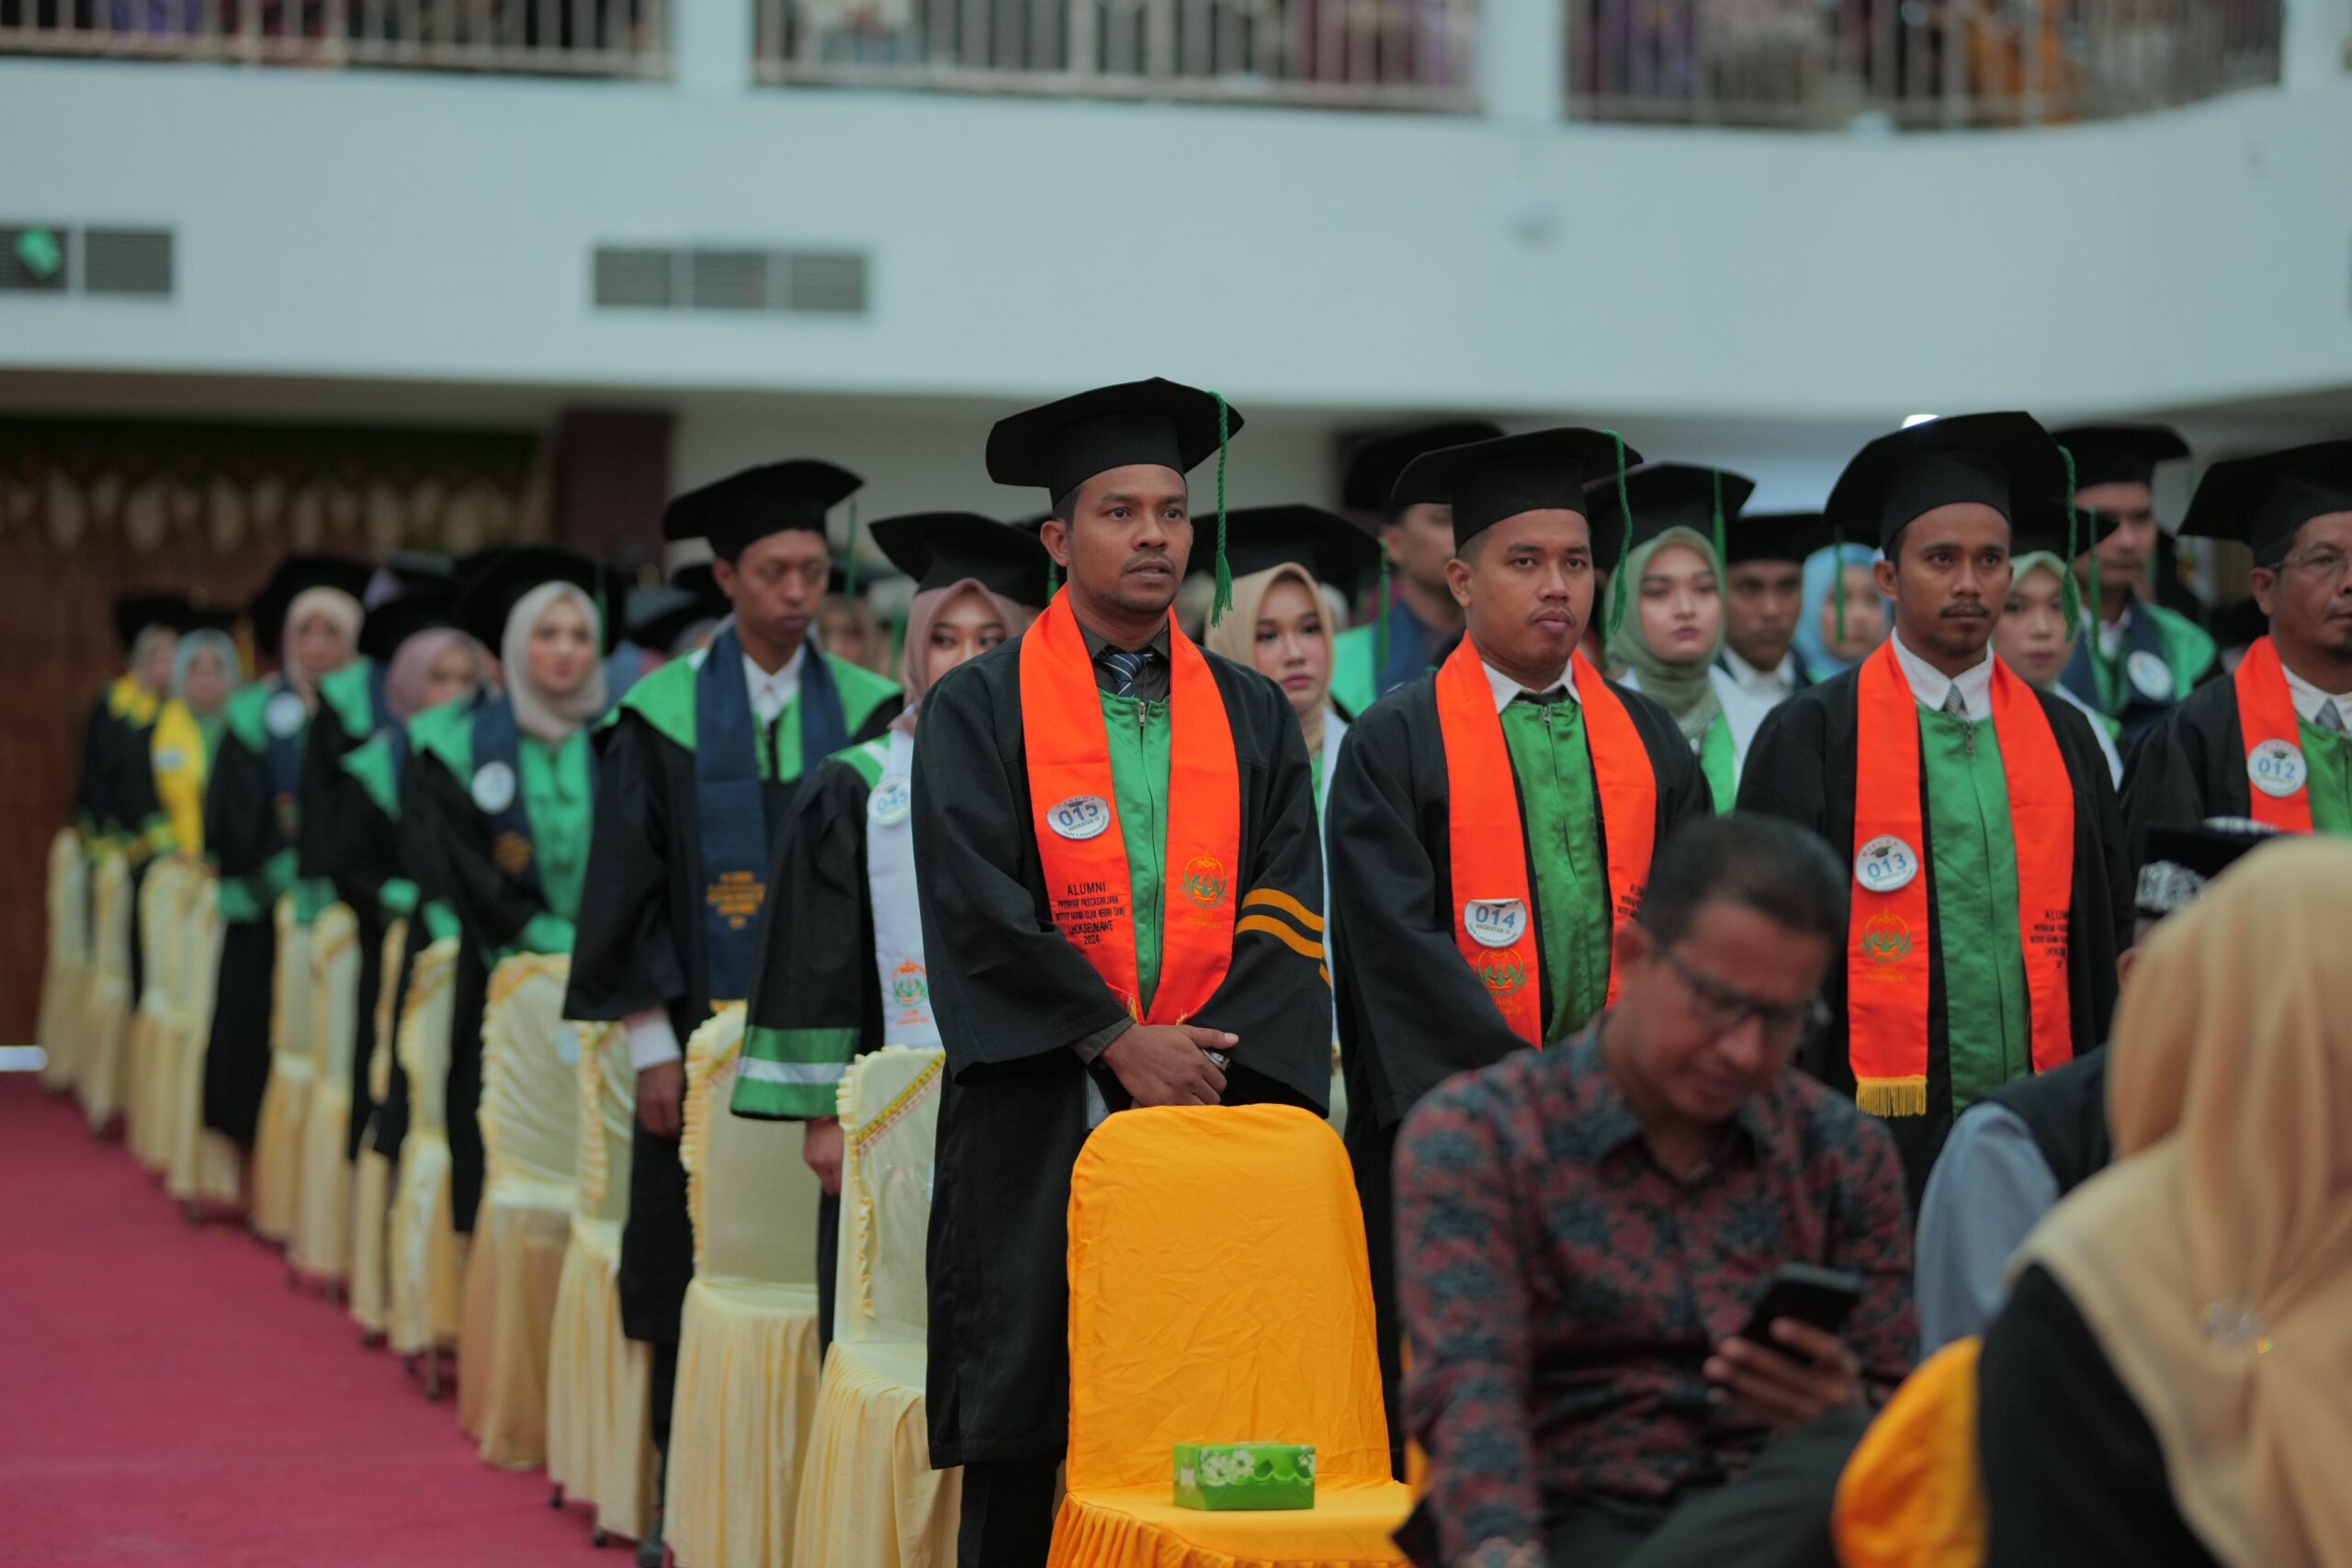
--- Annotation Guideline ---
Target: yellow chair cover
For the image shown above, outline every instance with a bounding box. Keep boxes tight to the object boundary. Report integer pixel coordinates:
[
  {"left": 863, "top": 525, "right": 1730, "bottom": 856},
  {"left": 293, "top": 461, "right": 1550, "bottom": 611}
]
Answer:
[
  {"left": 1048, "top": 1104, "right": 1411, "bottom": 1568},
  {"left": 665, "top": 1006, "right": 825, "bottom": 1568},
  {"left": 1832, "top": 1337, "right": 1985, "bottom": 1568},
  {"left": 546, "top": 1009, "right": 656, "bottom": 1541},
  {"left": 165, "top": 868, "right": 241, "bottom": 1209},
  {"left": 290, "top": 903, "right": 361, "bottom": 1281},
  {"left": 349, "top": 916, "right": 412, "bottom": 1340},
  {"left": 127, "top": 859, "right": 184, "bottom": 1171},
  {"left": 389, "top": 938, "right": 468, "bottom": 1358},
  {"left": 457, "top": 953, "right": 581, "bottom": 1469},
  {"left": 249, "top": 896, "right": 315, "bottom": 1243},
  {"left": 76, "top": 851, "right": 135, "bottom": 1134},
  {"left": 791, "top": 1046, "right": 959, "bottom": 1568},
  {"left": 38, "top": 829, "right": 89, "bottom": 1094}
]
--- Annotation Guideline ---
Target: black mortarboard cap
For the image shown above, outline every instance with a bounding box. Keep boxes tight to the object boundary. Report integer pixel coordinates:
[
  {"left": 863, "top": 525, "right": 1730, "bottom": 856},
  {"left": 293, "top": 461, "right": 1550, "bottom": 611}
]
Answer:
[
  {"left": 662, "top": 460, "right": 864, "bottom": 563},
  {"left": 1393, "top": 428, "right": 1644, "bottom": 557},
  {"left": 984, "top": 378, "right": 1239, "bottom": 507},
  {"left": 2180, "top": 439, "right": 2352, "bottom": 569},
  {"left": 452, "top": 545, "right": 628, "bottom": 656},
  {"left": 2135, "top": 818, "right": 2279, "bottom": 920},
  {"left": 1340, "top": 420, "right": 1507, "bottom": 517},
  {"left": 114, "top": 592, "right": 193, "bottom": 649},
  {"left": 869, "top": 512, "right": 1057, "bottom": 609},
  {"left": 1584, "top": 464, "right": 1755, "bottom": 564},
  {"left": 1724, "top": 511, "right": 1833, "bottom": 568},
  {"left": 2011, "top": 506, "right": 2121, "bottom": 563},
  {"left": 249, "top": 556, "right": 374, "bottom": 661},
  {"left": 1181, "top": 505, "right": 1385, "bottom": 602},
  {"left": 358, "top": 581, "right": 462, "bottom": 664},
  {"left": 1826, "top": 412, "right": 2070, "bottom": 553},
  {"left": 2050, "top": 423, "right": 2189, "bottom": 492}
]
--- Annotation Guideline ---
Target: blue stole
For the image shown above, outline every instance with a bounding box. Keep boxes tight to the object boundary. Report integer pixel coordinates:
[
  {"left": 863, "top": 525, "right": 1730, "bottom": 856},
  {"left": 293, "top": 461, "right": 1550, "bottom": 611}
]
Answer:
[
  {"left": 472, "top": 694, "right": 550, "bottom": 901},
  {"left": 694, "top": 625, "right": 847, "bottom": 1002},
  {"left": 264, "top": 675, "right": 306, "bottom": 837},
  {"left": 1375, "top": 600, "right": 1434, "bottom": 698},
  {"left": 2060, "top": 605, "right": 2172, "bottom": 744},
  {"left": 366, "top": 660, "right": 395, "bottom": 737}
]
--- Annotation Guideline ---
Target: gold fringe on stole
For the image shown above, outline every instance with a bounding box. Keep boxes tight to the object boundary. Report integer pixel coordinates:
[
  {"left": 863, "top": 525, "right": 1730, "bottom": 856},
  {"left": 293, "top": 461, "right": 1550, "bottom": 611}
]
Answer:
[{"left": 1855, "top": 1077, "right": 1929, "bottom": 1118}]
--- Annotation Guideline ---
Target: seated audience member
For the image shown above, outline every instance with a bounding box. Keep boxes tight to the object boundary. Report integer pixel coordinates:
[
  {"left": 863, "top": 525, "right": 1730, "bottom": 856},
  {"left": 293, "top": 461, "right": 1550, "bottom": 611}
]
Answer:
[
  {"left": 1394, "top": 814, "right": 1916, "bottom": 1568},
  {"left": 1914, "top": 818, "right": 2276, "bottom": 1356},
  {"left": 1980, "top": 839, "right": 2352, "bottom": 1568}
]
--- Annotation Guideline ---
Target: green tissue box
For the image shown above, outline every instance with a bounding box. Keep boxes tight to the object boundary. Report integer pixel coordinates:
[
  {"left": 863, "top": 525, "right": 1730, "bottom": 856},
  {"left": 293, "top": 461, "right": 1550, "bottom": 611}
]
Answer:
[{"left": 1172, "top": 1442, "right": 1317, "bottom": 1511}]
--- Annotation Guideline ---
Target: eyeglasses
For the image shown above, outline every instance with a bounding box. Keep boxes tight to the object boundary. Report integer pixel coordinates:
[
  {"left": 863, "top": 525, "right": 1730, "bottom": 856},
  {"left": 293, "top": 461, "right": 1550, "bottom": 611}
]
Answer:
[
  {"left": 2278, "top": 550, "right": 2352, "bottom": 585},
  {"left": 1655, "top": 943, "right": 1829, "bottom": 1044}
]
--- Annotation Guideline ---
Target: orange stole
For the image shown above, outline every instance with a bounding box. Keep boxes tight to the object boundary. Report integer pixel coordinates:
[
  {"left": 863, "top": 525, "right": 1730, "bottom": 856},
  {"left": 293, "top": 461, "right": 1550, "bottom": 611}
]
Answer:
[
  {"left": 1848, "top": 643, "right": 2075, "bottom": 1117},
  {"left": 1432, "top": 638, "right": 1658, "bottom": 1048},
  {"left": 1017, "top": 592, "right": 1242, "bottom": 1024},
  {"left": 2233, "top": 637, "right": 2315, "bottom": 834}
]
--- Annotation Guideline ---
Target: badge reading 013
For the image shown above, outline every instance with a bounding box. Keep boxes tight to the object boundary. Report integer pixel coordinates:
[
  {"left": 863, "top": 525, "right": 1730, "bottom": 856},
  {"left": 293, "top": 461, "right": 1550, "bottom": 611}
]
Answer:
[{"left": 1854, "top": 834, "right": 1921, "bottom": 894}]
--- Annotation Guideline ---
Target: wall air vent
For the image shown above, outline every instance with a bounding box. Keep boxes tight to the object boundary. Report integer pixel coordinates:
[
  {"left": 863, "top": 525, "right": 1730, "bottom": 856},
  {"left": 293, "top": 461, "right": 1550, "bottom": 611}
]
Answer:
[
  {"left": 592, "top": 244, "right": 871, "bottom": 319},
  {"left": 0, "top": 223, "right": 174, "bottom": 298}
]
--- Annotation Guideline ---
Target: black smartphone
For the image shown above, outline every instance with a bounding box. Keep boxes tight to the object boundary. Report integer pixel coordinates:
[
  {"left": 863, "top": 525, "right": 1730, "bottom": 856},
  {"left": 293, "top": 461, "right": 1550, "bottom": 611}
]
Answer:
[{"left": 1731, "top": 1262, "right": 1864, "bottom": 1353}]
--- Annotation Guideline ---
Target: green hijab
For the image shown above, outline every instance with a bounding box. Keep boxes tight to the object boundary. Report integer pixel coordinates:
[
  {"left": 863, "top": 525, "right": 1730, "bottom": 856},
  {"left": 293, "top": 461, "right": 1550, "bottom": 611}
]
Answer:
[{"left": 1604, "top": 525, "right": 1724, "bottom": 743}]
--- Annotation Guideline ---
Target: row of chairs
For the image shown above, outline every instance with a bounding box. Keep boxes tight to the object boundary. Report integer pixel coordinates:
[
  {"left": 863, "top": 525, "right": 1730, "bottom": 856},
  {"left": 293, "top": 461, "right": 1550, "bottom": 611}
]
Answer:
[{"left": 40, "top": 830, "right": 1418, "bottom": 1566}]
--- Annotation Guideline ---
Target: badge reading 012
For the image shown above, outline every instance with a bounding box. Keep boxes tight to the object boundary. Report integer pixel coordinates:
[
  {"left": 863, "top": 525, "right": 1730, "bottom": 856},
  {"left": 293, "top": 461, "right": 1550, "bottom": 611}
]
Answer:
[{"left": 2248, "top": 739, "right": 2309, "bottom": 800}]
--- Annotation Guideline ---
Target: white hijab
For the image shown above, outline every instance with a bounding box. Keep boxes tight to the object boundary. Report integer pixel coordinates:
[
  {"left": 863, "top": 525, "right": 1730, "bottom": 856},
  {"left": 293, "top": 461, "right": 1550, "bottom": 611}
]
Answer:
[{"left": 501, "top": 581, "right": 607, "bottom": 746}]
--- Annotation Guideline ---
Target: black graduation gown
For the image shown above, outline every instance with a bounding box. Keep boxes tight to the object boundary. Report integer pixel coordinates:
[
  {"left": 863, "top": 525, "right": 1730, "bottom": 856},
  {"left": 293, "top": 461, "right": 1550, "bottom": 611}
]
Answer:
[
  {"left": 299, "top": 700, "right": 400, "bottom": 1161},
  {"left": 910, "top": 637, "right": 1333, "bottom": 1470},
  {"left": 1326, "top": 668, "right": 1713, "bottom": 1473},
  {"left": 2119, "top": 674, "right": 2258, "bottom": 865},
  {"left": 79, "top": 688, "right": 164, "bottom": 998},
  {"left": 199, "top": 718, "right": 285, "bottom": 1144},
  {"left": 565, "top": 696, "right": 901, "bottom": 1348},
  {"left": 1736, "top": 667, "right": 2132, "bottom": 1197}
]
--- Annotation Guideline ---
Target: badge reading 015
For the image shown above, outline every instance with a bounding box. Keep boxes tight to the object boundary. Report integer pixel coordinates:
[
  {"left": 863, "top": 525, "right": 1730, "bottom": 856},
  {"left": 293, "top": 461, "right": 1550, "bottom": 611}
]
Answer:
[{"left": 1048, "top": 794, "right": 1112, "bottom": 841}]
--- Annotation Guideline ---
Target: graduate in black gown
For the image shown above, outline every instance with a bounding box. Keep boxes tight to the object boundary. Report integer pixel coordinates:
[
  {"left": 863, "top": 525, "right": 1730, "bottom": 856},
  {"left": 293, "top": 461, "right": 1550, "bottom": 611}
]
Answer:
[
  {"left": 2120, "top": 439, "right": 2352, "bottom": 852},
  {"left": 76, "top": 592, "right": 187, "bottom": 862},
  {"left": 913, "top": 378, "right": 1332, "bottom": 1568},
  {"left": 201, "top": 558, "right": 371, "bottom": 1149},
  {"left": 1737, "top": 414, "right": 2132, "bottom": 1197},
  {"left": 563, "top": 461, "right": 900, "bottom": 1566},
  {"left": 1325, "top": 427, "right": 1713, "bottom": 1473},
  {"left": 736, "top": 511, "right": 1052, "bottom": 1348}
]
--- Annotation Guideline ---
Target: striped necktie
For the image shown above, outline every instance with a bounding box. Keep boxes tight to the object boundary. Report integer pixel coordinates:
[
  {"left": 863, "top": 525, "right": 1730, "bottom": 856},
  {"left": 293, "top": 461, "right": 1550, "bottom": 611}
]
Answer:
[
  {"left": 1097, "top": 646, "right": 1153, "bottom": 698},
  {"left": 1941, "top": 685, "right": 1969, "bottom": 720},
  {"left": 2316, "top": 699, "right": 2346, "bottom": 735}
]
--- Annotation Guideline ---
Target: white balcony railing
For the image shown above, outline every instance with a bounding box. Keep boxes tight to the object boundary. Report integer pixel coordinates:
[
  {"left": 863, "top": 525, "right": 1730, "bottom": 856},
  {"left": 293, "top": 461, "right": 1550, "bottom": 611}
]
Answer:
[
  {"left": 0, "top": 0, "right": 667, "bottom": 75},
  {"left": 1568, "top": 0, "right": 2283, "bottom": 127},
  {"left": 752, "top": 0, "right": 1480, "bottom": 110}
]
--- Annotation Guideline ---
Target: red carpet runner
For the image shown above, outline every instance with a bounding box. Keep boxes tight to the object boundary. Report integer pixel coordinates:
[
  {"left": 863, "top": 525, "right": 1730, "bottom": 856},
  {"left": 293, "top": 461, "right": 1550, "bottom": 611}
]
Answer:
[{"left": 0, "top": 1075, "right": 594, "bottom": 1566}]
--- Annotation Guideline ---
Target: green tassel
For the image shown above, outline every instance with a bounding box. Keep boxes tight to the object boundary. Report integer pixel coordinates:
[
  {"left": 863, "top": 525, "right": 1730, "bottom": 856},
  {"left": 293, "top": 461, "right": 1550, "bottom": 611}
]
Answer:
[
  {"left": 1711, "top": 468, "right": 1728, "bottom": 573},
  {"left": 1207, "top": 391, "right": 1234, "bottom": 628},
  {"left": 842, "top": 499, "right": 862, "bottom": 603},
  {"left": 1604, "top": 430, "right": 1634, "bottom": 637},
  {"left": 2058, "top": 446, "right": 2084, "bottom": 632},
  {"left": 1374, "top": 552, "right": 1392, "bottom": 674}
]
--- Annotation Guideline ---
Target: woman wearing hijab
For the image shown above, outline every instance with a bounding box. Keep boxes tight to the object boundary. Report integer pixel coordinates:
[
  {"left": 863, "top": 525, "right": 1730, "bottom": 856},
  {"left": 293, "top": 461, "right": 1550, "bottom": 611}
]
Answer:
[
  {"left": 1981, "top": 838, "right": 2352, "bottom": 1568},
  {"left": 148, "top": 619, "right": 243, "bottom": 860},
  {"left": 1993, "top": 515, "right": 2127, "bottom": 788},
  {"left": 407, "top": 547, "right": 620, "bottom": 1248},
  {"left": 200, "top": 557, "right": 370, "bottom": 1159},
  {"left": 736, "top": 513, "right": 1048, "bottom": 1344},
  {"left": 1791, "top": 541, "right": 1892, "bottom": 681},
  {"left": 1592, "top": 468, "right": 1749, "bottom": 808}
]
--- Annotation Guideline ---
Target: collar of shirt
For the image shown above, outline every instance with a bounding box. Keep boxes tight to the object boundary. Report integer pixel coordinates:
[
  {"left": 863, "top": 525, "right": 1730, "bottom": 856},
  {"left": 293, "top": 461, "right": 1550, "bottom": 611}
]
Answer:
[
  {"left": 1556, "top": 1028, "right": 1768, "bottom": 1171},
  {"left": 1719, "top": 644, "right": 1797, "bottom": 699},
  {"left": 2280, "top": 660, "right": 2352, "bottom": 731},
  {"left": 1891, "top": 631, "right": 1994, "bottom": 720},
  {"left": 2093, "top": 601, "right": 2133, "bottom": 660},
  {"left": 1480, "top": 653, "right": 1579, "bottom": 714},
  {"left": 742, "top": 643, "right": 807, "bottom": 728},
  {"left": 1079, "top": 620, "right": 1174, "bottom": 696}
]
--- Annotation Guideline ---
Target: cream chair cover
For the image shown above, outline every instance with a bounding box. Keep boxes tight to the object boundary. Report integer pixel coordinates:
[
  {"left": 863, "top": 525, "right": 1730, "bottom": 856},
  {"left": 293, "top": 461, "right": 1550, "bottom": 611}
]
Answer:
[
  {"left": 388, "top": 938, "right": 468, "bottom": 1359},
  {"left": 166, "top": 868, "right": 241, "bottom": 1209},
  {"left": 458, "top": 953, "right": 580, "bottom": 1469},
  {"left": 288, "top": 903, "right": 360, "bottom": 1280},
  {"left": 76, "top": 851, "right": 135, "bottom": 1133},
  {"left": 249, "top": 895, "right": 315, "bottom": 1243},
  {"left": 38, "top": 829, "right": 89, "bottom": 1094},
  {"left": 665, "top": 1006, "right": 826, "bottom": 1568},
  {"left": 127, "top": 859, "right": 184, "bottom": 1170},
  {"left": 546, "top": 1010, "right": 656, "bottom": 1541},
  {"left": 349, "top": 916, "right": 411, "bottom": 1340},
  {"left": 790, "top": 1046, "right": 958, "bottom": 1568}
]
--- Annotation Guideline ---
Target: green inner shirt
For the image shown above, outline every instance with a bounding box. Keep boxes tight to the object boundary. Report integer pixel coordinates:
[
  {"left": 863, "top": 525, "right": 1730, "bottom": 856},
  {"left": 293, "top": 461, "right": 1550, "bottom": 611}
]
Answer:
[
  {"left": 2298, "top": 716, "right": 2352, "bottom": 834},
  {"left": 1699, "top": 716, "right": 1736, "bottom": 815},
  {"left": 1920, "top": 708, "right": 2031, "bottom": 1111},
  {"left": 520, "top": 728, "right": 594, "bottom": 923},
  {"left": 1101, "top": 691, "right": 1174, "bottom": 1015},
  {"left": 1498, "top": 697, "right": 1610, "bottom": 1042}
]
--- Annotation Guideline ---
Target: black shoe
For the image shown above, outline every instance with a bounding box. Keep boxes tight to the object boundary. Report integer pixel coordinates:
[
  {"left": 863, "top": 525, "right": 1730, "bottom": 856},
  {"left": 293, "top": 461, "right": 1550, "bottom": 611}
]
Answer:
[{"left": 635, "top": 1515, "right": 663, "bottom": 1568}]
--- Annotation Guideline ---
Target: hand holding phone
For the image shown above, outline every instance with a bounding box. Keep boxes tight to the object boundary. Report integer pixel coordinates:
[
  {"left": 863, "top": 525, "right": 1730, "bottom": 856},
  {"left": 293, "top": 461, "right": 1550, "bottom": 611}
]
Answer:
[{"left": 1706, "top": 1263, "right": 1866, "bottom": 1432}]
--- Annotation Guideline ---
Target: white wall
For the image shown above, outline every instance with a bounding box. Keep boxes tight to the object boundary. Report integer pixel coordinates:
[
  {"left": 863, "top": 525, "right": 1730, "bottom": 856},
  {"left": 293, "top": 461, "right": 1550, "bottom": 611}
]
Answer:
[{"left": 3, "top": 53, "right": 2350, "bottom": 431}]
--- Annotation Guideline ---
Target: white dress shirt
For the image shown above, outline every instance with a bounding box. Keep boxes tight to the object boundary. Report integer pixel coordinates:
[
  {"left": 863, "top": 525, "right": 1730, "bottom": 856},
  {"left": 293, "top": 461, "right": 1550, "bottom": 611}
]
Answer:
[
  {"left": 2281, "top": 661, "right": 2352, "bottom": 732},
  {"left": 625, "top": 645, "right": 811, "bottom": 1072},
  {"left": 1890, "top": 632, "right": 1996, "bottom": 721},
  {"left": 1719, "top": 645, "right": 1803, "bottom": 704},
  {"left": 1481, "top": 656, "right": 1579, "bottom": 715}
]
